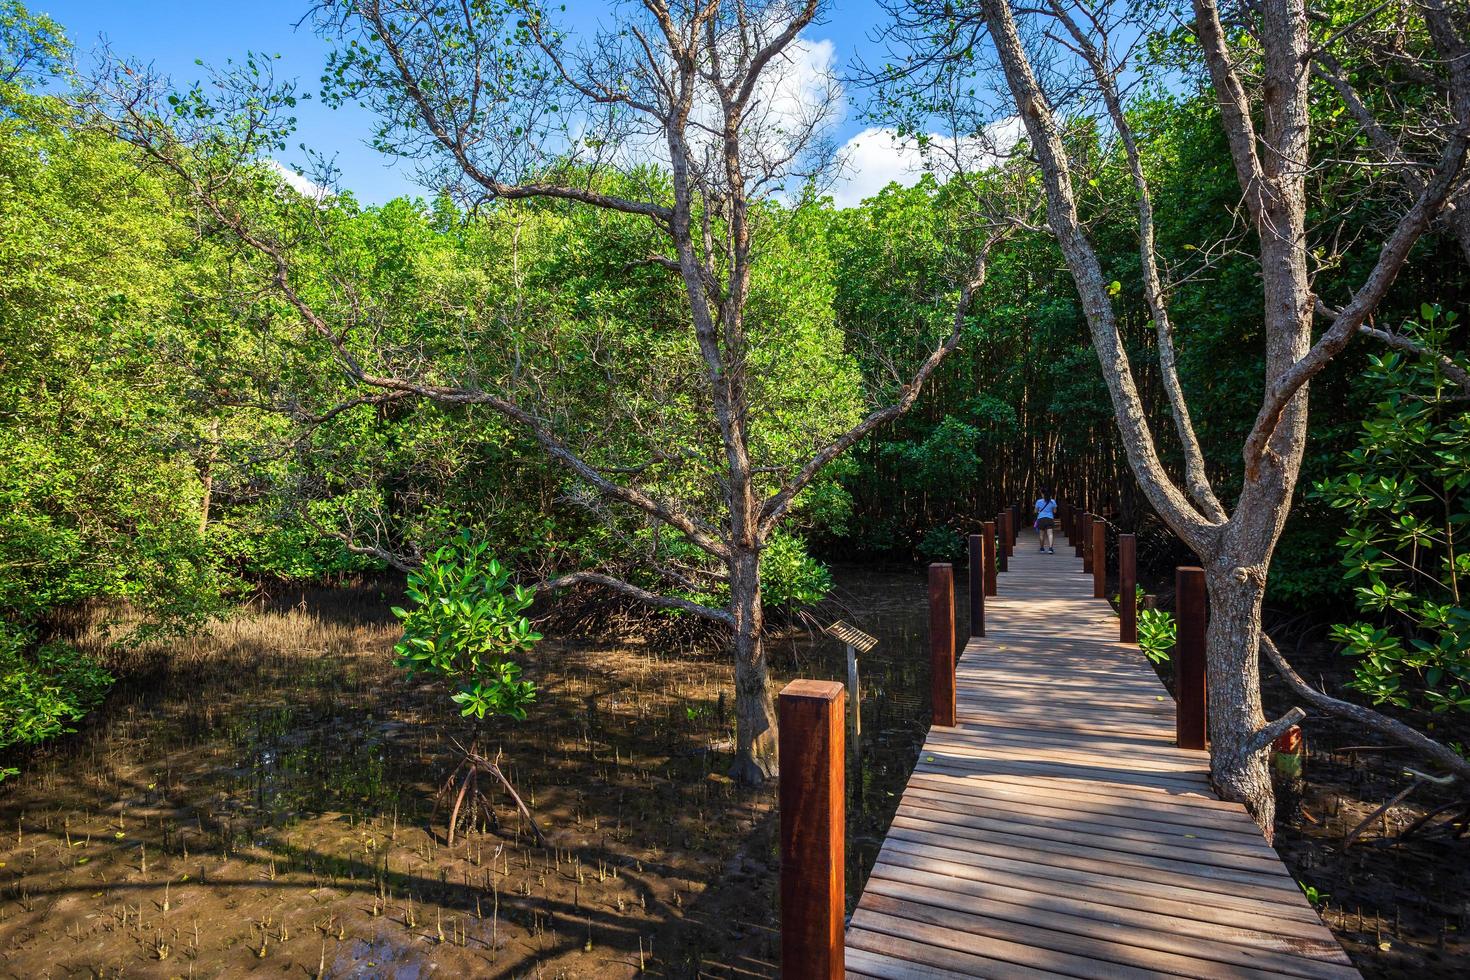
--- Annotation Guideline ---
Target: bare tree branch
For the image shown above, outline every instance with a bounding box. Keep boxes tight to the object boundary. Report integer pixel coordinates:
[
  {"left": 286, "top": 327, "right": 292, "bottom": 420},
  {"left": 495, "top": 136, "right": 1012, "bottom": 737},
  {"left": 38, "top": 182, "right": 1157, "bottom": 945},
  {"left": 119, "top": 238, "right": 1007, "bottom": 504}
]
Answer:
[
  {"left": 540, "top": 570, "right": 733, "bottom": 625},
  {"left": 1241, "top": 121, "right": 1470, "bottom": 479},
  {"left": 1261, "top": 634, "right": 1470, "bottom": 784}
]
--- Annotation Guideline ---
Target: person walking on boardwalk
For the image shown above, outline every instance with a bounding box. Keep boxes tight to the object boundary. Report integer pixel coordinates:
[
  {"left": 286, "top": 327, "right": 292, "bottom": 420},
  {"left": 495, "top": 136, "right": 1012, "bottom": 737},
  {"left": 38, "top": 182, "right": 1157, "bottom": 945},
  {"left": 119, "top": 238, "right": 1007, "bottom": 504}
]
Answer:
[{"left": 1035, "top": 490, "right": 1058, "bottom": 553}]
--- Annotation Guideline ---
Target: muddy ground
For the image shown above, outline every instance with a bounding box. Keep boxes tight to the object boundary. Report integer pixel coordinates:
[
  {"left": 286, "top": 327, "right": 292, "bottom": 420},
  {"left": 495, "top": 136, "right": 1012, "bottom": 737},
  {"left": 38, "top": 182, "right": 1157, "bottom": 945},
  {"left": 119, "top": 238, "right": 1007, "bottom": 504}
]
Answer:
[{"left": 0, "top": 569, "right": 931, "bottom": 978}]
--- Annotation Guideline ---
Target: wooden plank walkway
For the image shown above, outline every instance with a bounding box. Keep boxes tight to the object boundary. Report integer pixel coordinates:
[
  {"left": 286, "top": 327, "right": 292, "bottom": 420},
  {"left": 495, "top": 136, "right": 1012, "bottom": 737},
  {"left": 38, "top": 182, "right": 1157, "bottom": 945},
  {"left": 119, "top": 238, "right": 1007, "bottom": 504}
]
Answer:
[{"left": 845, "top": 527, "right": 1358, "bottom": 979}]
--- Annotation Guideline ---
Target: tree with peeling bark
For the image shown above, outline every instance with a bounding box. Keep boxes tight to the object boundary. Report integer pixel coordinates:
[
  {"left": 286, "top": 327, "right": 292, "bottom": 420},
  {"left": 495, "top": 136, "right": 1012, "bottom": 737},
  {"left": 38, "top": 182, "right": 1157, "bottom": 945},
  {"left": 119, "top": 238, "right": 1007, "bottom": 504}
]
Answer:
[
  {"left": 89, "top": 0, "right": 1001, "bottom": 784},
  {"left": 876, "top": 0, "right": 1470, "bottom": 832}
]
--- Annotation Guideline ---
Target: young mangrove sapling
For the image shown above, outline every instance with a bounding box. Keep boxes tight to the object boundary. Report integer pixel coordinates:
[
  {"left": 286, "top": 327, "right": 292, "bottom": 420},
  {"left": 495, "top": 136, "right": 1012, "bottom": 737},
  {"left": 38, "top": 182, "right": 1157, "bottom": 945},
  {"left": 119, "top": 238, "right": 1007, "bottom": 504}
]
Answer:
[{"left": 392, "top": 531, "right": 546, "bottom": 845}]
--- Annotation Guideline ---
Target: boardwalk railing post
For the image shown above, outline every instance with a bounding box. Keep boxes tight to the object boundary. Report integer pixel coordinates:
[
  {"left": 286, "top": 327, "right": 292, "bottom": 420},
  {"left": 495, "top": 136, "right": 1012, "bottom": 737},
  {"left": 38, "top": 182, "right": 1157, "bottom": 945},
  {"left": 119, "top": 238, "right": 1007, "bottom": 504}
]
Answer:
[
  {"left": 1074, "top": 510, "right": 1086, "bottom": 558},
  {"left": 982, "top": 520, "right": 998, "bottom": 596},
  {"left": 1119, "top": 533, "right": 1137, "bottom": 644},
  {"left": 1092, "top": 518, "right": 1107, "bottom": 599},
  {"left": 928, "top": 563, "right": 956, "bottom": 727},
  {"left": 778, "top": 680, "right": 845, "bottom": 979},
  {"left": 967, "top": 534, "right": 985, "bottom": 638},
  {"left": 1011, "top": 504, "right": 1020, "bottom": 548},
  {"left": 1081, "top": 513, "right": 1093, "bottom": 572},
  {"left": 1175, "top": 566, "right": 1208, "bottom": 751},
  {"left": 999, "top": 514, "right": 1011, "bottom": 575}
]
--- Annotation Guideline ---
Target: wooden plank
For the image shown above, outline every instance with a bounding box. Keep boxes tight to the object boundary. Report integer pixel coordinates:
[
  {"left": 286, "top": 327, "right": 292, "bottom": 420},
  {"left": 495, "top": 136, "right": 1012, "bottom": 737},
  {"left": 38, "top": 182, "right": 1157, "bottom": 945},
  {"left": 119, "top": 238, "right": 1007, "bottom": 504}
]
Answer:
[
  {"left": 847, "top": 919, "right": 1073, "bottom": 980},
  {"left": 891, "top": 801, "right": 1289, "bottom": 873},
  {"left": 902, "top": 769, "right": 1269, "bottom": 832},
  {"left": 912, "top": 752, "right": 1216, "bottom": 796},
  {"left": 921, "top": 730, "right": 1212, "bottom": 775},
  {"left": 875, "top": 835, "right": 1324, "bottom": 927},
  {"left": 880, "top": 823, "right": 1308, "bottom": 907},
  {"left": 871, "top": 848, "right": 1350, "bottom": 955},
  {"left": 865, "top": 877, "right": 1355, "bottom": 978},
  {"left": 888, "top": 811, "right": 1295, "bottom": 884},
  {"left": 896, "top": 781, "right": 1280, "bottom": 854},
  {"left": 852, "top": 907, "right": 1168, "bottom": 980},
  {"left": 844, "top": 944, "right": 977, "bottom": 980}
]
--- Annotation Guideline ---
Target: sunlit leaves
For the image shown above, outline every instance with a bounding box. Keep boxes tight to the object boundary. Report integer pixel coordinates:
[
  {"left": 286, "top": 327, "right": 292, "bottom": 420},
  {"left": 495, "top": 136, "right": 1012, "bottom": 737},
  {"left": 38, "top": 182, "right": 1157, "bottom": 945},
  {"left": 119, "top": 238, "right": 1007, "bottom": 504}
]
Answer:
[{"left": 391, "top": 531, "right": 539, "bottom": 721}]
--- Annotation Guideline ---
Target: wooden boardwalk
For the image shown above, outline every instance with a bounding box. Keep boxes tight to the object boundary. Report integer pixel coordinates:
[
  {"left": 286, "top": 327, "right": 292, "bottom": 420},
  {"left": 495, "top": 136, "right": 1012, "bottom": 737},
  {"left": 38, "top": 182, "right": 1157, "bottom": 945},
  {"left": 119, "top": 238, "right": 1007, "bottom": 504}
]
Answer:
[{"left": 844, "top": 528, "right": 1358, "bottom": 979}]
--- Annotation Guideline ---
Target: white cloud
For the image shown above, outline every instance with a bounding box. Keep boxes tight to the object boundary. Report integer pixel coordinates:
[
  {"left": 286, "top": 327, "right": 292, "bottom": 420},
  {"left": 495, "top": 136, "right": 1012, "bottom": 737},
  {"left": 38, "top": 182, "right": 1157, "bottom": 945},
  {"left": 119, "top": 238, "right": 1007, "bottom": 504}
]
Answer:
[
  {"left": 762, "top": 35, "right": 843, "bottom": 142},
  {"left": 828, "top": 118, "right": 1025, "bottom": 209},
  {"left": 265, "top": 159, "right": 331, "bottom": 202},
  {"left": 827, "top": 127, "right": 930, "bottom": 209}
]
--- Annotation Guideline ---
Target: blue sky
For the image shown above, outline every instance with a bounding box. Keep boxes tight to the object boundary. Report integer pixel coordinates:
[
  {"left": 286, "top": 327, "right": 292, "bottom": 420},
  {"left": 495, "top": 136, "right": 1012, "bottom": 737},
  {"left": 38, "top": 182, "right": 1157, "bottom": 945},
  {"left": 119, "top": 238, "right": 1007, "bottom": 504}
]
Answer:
[{"left": 42, "top": 0, "right": 920, "bottom": 207}]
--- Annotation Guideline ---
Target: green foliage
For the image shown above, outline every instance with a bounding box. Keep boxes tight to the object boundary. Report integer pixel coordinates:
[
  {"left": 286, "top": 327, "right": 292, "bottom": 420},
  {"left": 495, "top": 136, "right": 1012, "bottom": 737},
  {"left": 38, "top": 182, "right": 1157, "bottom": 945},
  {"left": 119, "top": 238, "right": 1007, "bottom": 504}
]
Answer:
[
  {"left": 0, "top": 623, "right": 113, "bottom": 779},
  {"left": 760, "top": 532, "right": 834, "bottom": 611},
  {"left": 1298, "top": 882, "right": 1329, "bottom": 908},
  {"left": 392, "top": 532, "right": 539, "bottom": 721},
  {"left": 1315, "top": 306, "right": 1470, "bottom": 713},
  {"left": 917, "top": 526, "right": 965, "bottom": 564},
  {"left": 1114, "top": 585, "right": 1146, "bottom": 608},
  {"left": 1138, "top": 608, "right": 1176, "bottom": 664}
]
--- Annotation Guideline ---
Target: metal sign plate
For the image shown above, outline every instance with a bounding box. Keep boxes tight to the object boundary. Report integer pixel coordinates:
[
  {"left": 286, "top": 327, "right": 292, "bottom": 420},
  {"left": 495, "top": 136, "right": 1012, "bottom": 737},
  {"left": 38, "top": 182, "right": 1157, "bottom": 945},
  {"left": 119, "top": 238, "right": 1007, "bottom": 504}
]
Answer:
[{"left": 824, "top": 619, "right": 877, "bottom": 652}]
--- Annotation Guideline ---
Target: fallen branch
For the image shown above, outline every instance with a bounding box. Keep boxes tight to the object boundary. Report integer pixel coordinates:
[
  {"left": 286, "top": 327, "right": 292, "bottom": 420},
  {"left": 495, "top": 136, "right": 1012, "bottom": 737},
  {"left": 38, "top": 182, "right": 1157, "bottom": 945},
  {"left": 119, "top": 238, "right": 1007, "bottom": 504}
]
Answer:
[
  {"left": 1259, "top": 633, "right": 1470, "bottom": 784},
  {"left": 1344, "top": 775, "right": 1422, "bottom": 846}
]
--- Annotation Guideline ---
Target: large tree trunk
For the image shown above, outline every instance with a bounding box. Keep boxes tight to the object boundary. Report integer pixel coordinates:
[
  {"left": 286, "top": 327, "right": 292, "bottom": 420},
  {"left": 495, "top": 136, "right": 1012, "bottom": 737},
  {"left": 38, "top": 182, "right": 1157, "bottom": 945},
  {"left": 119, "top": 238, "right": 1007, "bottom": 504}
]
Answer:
[
  {"left": 728, "top": 548, "right": 778, "bottom": 784},
  {"left": 1204, "top": 562, "right": 1276, "bottom": 837}
]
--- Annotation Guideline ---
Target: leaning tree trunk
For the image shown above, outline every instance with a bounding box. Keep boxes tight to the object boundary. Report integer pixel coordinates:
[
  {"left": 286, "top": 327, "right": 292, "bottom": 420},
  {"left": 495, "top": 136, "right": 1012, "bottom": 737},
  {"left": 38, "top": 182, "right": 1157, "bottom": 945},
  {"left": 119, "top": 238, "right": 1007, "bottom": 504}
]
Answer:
[
  {"left": 1204, "top": 562, "right": 1277, "bottom": 838},
  {"left": 728, "top": 548, "right": 778, "bottom": 784}
]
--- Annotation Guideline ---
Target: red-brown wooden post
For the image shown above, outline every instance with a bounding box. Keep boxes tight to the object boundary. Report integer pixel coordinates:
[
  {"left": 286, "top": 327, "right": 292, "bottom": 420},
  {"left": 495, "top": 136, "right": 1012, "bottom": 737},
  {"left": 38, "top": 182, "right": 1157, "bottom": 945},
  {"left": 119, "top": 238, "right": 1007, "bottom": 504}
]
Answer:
[
  {"left": 967, "top": 534, "right": 985, "bottom": 638},
  {"left": 778, "top": 680, "right": 845, "bottom": 979},
  {"left": 1074, "top": 509, "right": 1085, "bottom": 558},
  {"left": 1081, "top": 513, "right": 1093, "bottom": 572},
  {"left": 1092, "top": 518, "right": 1107, "bottom": 599},
  {"left": 928, "top": 563, "right": 956, "bottom": 727},
  {"left": 1011, "top": 504, "right": 1021, "bottom": 547},
  {"left": 1175, "top": 566, "right": 1208, "bottom": 751},
  {"left": 995, "top": 513, "right": 1008, "bottom": 572},
  {"left": 1119, "top": 533, "right": 1137, "bottom": 643},
  {"left": 982, "top": 520, "right": 998, "bottom": 596}
]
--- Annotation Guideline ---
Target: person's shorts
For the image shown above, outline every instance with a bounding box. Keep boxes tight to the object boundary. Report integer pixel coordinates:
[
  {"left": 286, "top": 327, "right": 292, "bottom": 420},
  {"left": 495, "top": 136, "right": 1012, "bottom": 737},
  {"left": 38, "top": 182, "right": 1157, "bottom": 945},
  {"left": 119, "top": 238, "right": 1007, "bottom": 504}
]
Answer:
[{"left": 1038, "top": 517, "right": 1055, "bottom": 530}]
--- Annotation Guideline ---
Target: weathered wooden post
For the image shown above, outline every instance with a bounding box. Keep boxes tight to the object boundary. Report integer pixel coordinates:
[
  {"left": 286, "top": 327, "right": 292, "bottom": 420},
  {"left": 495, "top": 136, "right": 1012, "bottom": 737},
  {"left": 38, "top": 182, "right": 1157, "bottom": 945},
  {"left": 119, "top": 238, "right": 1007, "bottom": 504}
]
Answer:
[
  {"left": 1011, "top": 503, "right": 1021, "bottom": 548},
  {"left": 1074, "top": 509, "right": 1085, "bottom": 558},
  {"left": 928, "top": 563, "right": 956, "bottom": 727},
  {"left": 982, "top": 520, "right": 998, "bottom": 596},
  {"left": 995, "top": 513, "right": 1009, "bottom": 573},
  {"left": 1175, "top": 566, "right": 1208, "bottom": 751},
  {"left": 778, "top": 680, "right": 846, "bottom": 979},
  {"left": 1081, "top": 513, "right": 1093, "bottom": 572},
  {"left": 967, "top": 534, "right": 985, "bottom": 638},
  {"left": 1092, "top": 518, "right": 1106, "bottom": 599},
  {"left": 1118, "top": 533, "right": 1137, "bottom": 644}
]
